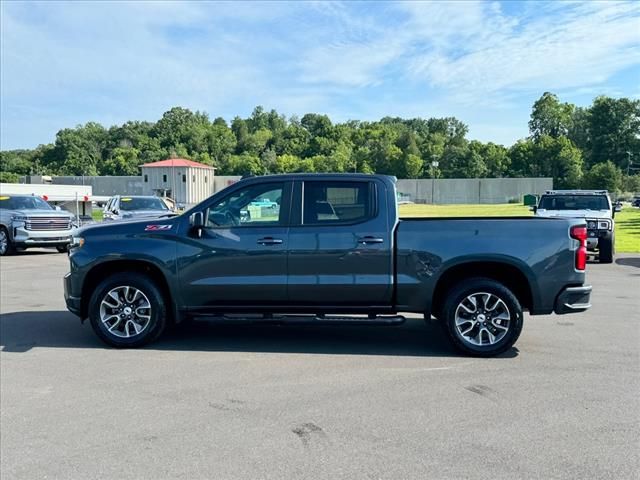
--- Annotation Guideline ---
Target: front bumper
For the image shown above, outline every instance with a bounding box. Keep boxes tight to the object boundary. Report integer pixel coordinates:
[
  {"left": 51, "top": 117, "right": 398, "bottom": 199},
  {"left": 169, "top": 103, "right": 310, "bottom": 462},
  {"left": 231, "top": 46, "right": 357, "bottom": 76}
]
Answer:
[
  {"left": 63, "top": 272, "right": 82, "bottom": 317},
  {"left": 586, "top": 229, "right": 612, "bottom": 251},
  {"left": 12, "top": 225, "right": 73, "bottom": 247},
  {"left": 554, "top": 285, "right": 592, "bottom": 314}
]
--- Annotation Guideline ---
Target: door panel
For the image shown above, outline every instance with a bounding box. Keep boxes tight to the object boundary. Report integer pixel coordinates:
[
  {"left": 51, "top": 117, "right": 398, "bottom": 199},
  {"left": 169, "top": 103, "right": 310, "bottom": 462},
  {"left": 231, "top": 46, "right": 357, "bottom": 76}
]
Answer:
[
  {"left": 287, "top": 180, "right": 393, "bottom": 306},
  {"left": 178, "top": 226, "right": 289, "bottom": 308},
  {"left": 177, "top": 181, "right": 291, "bottom": 310}
]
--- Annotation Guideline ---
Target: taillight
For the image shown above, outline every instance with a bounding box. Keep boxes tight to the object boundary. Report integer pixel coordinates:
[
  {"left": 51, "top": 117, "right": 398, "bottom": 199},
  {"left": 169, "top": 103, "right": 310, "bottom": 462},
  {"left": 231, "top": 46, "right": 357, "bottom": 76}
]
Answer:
[{"left": 570, "top": 225, "right": 587, "bottom": 271}]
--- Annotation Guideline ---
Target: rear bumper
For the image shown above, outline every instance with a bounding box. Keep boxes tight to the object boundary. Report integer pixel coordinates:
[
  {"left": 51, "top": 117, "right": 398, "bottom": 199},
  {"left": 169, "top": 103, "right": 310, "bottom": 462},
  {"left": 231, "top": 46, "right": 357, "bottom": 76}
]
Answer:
[{"left": 554, "top": 285, "right": 592, "bottom": 314}]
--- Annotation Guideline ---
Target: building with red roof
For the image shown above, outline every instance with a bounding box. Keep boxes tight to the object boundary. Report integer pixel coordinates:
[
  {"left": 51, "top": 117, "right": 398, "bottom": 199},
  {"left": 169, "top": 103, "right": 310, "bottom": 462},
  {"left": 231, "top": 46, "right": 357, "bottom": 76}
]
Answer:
[{"left": 141, "top": 158, "right": 215, "bottom": 204}]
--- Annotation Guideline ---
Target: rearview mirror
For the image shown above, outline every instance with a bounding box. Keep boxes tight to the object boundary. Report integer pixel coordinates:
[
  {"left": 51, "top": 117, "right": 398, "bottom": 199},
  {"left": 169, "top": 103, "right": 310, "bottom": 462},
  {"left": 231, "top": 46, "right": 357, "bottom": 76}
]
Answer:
[
  {"left": 54, "top": 206, "right": 62, "bottom": 211},
  {"left": 189, "top": 211, "right": 204, "bottom": 238}
]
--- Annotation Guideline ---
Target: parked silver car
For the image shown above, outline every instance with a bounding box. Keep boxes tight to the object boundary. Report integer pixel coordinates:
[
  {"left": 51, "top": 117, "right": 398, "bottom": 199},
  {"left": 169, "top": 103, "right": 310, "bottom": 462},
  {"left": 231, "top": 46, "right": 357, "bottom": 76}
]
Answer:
[
  {"left": 0, "top": 194, "right": 76, "bottom": 255},
  {"left": 102, "top": 195, "right": 173, "bottom": 221}
]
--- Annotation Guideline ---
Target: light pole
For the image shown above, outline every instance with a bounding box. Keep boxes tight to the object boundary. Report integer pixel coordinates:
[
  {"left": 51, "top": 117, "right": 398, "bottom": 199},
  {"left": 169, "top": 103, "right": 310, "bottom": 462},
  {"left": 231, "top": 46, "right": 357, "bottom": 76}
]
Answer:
[{"left": 431, "top": 160, "right": 439, "bottom": 204}]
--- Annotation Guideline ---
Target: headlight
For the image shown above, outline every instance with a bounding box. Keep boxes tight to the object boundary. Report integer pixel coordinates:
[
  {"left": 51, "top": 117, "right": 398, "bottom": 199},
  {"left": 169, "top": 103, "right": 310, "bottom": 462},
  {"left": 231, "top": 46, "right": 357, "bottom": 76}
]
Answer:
[
  {"left": 598, "top": 220, "right": 611, "bottom": 230},
  {"left": 587, "top": 221, "right": 597, "bottom": 229},
  {"left": 11, "top": 214, "right": 27, "bottom": 222},
  {"left": 70, "top": 236, "right": 85, "bottom": 249}
]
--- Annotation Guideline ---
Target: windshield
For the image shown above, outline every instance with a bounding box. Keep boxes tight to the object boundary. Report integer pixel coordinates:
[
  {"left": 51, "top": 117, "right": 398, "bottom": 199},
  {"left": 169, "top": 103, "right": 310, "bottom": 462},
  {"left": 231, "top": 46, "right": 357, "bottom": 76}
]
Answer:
[
  {"left": 119, "top": 197, "right": 169, "bottom": 211},
  {"left": 539, "top": 195, "right": 609, "bottom": 210},
  {"left": 0, "top": 195, "right": 53, "bottom": 210}
]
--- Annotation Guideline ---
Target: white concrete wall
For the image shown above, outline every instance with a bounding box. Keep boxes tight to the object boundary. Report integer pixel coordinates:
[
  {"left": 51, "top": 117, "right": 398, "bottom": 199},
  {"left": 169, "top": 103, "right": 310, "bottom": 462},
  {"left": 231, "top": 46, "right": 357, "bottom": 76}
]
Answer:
[{"left": 395, "top": 178, "right": 553, "bottom": 204}]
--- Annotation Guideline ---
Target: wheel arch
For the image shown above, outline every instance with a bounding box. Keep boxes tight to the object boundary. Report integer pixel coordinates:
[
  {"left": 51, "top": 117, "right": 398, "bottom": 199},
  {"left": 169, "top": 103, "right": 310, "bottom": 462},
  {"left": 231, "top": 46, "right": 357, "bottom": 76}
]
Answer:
[
  {"left": 81, "top": 259, "right": 175, "bottom": 321},
  {"left": 431, "top": 259, "right": 535, "bottom": 318}
]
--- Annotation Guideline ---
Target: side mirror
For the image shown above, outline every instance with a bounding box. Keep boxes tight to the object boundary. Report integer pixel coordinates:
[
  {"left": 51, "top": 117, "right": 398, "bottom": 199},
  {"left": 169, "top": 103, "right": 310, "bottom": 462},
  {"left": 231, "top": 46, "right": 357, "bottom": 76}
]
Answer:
[
  {"left": 189, "top": 211, "right": 204, "bottom": 238},
  {"left": 530, "top": 206, "right": 537, "bottom": 213}
]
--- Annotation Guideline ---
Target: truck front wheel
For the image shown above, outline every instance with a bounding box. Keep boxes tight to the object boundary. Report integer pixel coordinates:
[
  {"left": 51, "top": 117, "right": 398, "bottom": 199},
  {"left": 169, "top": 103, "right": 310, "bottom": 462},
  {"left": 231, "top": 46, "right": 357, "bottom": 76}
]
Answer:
[
  {"left": 0, "top": 227, "right": 15, "bottom": 256},
  {"left": 598, "top": 233, "right": 614, "bottom": 264},
  {"left": 441, "top": 278, "right": 523, "bottom": 357},
  {"left": 88, "top": 272, "right": 168, "bottom": 348}
]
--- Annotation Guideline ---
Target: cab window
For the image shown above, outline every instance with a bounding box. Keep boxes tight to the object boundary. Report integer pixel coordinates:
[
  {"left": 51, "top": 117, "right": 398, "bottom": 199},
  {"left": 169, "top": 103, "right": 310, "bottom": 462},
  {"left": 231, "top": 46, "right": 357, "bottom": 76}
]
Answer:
[
  {"left": 302, "top": 181, "right": 374, "bottom": 225},
  {"left": 206, "top": 183, "right": 284, "bottom": 227}
]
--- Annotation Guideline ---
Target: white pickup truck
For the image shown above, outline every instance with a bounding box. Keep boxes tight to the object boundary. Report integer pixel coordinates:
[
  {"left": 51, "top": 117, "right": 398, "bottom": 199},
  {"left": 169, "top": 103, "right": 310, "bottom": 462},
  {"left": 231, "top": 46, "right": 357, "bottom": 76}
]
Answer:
[{"left": 533, "top": 190, "right": 615, "bottom": 263}]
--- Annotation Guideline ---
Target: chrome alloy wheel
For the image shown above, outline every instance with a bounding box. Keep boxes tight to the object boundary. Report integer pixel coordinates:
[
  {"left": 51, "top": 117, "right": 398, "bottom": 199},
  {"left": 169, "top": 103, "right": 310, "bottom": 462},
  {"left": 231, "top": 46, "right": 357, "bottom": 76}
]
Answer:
[
  {"left": 99, "top": 286, "right": 152, "bottom": 338},
  {"left": 0, "top": 229, "right": 7, "bottom": 255},
  {"left": 454, "top": 292, "right": 511, "bottom": 347}
]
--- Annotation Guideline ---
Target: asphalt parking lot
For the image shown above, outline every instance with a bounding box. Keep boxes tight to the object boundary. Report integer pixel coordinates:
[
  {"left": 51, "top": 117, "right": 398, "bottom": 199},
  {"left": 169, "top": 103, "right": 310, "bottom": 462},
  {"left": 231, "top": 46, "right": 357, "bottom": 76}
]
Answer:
[{"left": 1, "top": 251, "right": 639, "bottom": 479}]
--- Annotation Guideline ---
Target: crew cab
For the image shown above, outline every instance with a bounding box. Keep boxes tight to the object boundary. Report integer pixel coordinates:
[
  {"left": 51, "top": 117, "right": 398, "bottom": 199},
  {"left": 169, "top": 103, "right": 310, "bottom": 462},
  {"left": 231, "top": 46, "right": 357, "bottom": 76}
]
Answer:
[
  {"left": 65, "top": 174, "right": 592, "bottom": 356},
  {"left": 0, "top": 194, "right": 76, "bottom": 255},
  {"left": 533, "top": 190, "right": 615, "bottom": 263}
]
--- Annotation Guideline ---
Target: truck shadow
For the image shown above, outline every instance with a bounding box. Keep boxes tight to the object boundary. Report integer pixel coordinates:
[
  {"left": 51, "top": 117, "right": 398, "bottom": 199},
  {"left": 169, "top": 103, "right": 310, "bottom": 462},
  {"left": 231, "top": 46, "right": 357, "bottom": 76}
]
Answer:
[
  {"left": 615, "top": 257, "right": 640, "bottom": 269},
  {"left": 0, "top": 311, "right": 518, "bottom": 358}
]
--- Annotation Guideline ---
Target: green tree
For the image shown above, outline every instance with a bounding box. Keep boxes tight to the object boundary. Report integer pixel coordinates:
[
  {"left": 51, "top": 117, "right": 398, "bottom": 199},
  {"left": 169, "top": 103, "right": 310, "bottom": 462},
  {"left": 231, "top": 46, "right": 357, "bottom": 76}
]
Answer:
[
  {"left": 621, "top": 175, "right": 640, "bottom": 193},
  {"left": 103, "top": 147, "right": 140, "bottom": 176},
  {"left": 53, "top": 122, "right": 108, "bottom": 175},
  {"left": 231, "top": 117, "right": 250, "bottom": 153},
  {"left": 583, "top": 161, "right": 623, "bottom": 192},
  {"left": 588, "top": 96, "right": 640, "bottom": 169},
  {"left": 225, "top": 153, "right": 264, "bottom": 175},
  {"left": 207, "top": 123, "right": 236, "bottom": 167},
  {"left": 529, "top": 92, "right": 574, "bottom": 138},
  {"left": 508, "top": 136, "right": 583, "bottom": 188},
  {"left": 0, "top": 172, "right": 20, "bottom": 183}
]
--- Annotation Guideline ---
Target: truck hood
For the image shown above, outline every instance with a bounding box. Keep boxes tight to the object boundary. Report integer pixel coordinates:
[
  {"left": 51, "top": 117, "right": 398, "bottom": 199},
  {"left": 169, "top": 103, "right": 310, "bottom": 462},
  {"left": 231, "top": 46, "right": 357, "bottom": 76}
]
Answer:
[
  {"left": 76, "top": 215, "right": 177, "bottom": 237},
  {"left": 536, "top": 209, "right": 611, "bottom": 219},
  {"left": 4, "top": 208, "right": 75, "bottom": 218},
  {"left": 119, "top": 210, "right": 172, "bottom": 219}
]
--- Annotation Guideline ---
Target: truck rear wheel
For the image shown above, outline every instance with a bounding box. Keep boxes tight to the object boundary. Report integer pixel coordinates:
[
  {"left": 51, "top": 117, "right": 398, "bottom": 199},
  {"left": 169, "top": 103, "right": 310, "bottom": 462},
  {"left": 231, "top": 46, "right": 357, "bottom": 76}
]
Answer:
[
  {"left": 599, "top": 233, "right": 614, "bottom": 264},
  {"left": 441, "top": 278, "right": 523, "bottom": 357},
  {"left": 88, "top": 272, "right": 167, "bottom": 348}
]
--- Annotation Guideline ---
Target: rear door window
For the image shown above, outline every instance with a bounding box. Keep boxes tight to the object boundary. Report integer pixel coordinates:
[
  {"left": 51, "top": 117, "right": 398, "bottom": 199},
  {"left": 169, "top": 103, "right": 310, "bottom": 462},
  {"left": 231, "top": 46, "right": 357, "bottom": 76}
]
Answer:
[{"left": 302, "top": 181, "right": 374, "bottom": 225}]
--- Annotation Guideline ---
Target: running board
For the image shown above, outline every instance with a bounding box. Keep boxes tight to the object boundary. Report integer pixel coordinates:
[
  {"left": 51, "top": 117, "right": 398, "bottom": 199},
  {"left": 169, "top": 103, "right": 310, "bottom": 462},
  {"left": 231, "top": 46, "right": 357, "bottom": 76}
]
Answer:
[{"left": 189, "top": 313, "right": 407, "bottom": 326}]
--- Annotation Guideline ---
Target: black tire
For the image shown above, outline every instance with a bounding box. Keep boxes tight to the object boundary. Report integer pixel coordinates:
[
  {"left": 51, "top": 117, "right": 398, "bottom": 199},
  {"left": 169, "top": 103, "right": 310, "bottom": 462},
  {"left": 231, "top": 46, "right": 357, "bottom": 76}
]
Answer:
[
  {"left": 0, "top": 227, "right": 15, "bottom": 256},
  {"left": 599, "top": 233, "right": 614, "bottom": 264},
  {"left": 88, "top": 272, "right": 167, "bottom": 348},
  {"left": 56, "top": 245, "right": 68, "bottom": 253},
  {"left": 440, "top": 277, "right": 523, "bottom": 357}
]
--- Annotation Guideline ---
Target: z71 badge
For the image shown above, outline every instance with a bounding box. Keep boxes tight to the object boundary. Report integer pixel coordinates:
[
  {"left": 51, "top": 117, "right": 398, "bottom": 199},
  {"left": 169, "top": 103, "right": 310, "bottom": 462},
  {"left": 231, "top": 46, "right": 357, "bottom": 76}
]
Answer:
[{"left": 145, "top": 224, "right": 172, "bottom": 231}]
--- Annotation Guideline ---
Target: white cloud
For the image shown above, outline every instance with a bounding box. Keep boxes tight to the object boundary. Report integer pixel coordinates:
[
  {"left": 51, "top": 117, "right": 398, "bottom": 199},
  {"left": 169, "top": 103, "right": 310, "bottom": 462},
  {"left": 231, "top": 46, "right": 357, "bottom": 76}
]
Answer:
[
  {"left": 1, "top": 0, "right": 639, "bottom": 149},
  {"left": 407, "top": 2, "right": 640, "bottom": 102}
]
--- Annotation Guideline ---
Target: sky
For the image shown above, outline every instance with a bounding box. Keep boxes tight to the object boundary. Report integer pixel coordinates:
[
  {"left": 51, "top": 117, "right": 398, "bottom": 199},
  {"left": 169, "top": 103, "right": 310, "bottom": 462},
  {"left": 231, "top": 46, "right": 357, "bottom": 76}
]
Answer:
[{"left": 1, "top": 0, "right": 639, "bottom": 150}]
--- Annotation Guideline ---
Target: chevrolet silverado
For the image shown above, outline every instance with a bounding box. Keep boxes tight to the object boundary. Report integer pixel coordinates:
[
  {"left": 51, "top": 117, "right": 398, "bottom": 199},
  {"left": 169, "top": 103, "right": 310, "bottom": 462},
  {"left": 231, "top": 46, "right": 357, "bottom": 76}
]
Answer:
[{"left": 65, "top": 174, "right": 592, "bottom": 356}]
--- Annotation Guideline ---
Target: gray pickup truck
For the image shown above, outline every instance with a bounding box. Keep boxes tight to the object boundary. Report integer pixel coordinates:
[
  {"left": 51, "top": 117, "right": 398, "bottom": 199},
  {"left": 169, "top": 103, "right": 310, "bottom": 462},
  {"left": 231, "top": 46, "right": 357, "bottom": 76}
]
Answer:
[
  {"left": 64, "top": 174, "right": 592, "bottom": 356},
  {"left": 0, "top": 194, "right": 76, "bottom": 255}
]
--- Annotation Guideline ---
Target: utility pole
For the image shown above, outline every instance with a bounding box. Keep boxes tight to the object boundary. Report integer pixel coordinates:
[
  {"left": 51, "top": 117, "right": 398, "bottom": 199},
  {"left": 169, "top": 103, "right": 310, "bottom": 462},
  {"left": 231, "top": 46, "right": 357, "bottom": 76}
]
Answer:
[{"left": 431, "top": 160, "right": 439, "bottom": 204}]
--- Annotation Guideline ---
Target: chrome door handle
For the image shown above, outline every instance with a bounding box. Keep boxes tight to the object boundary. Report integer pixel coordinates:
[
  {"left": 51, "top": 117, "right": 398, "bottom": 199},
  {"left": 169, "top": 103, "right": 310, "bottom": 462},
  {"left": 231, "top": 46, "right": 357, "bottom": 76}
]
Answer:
[
  {"left": 257, "top": 237, "right": 283, "bottom": 246},
  {"left": 357, "top": 236, "right": 384, "bottom": 244}
]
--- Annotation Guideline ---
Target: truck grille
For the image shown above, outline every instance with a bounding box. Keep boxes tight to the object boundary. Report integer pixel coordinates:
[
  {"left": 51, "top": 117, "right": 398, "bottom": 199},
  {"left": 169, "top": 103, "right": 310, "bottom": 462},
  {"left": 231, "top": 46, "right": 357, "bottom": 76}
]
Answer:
[{"left": 25, "top": 217, "right": 72, "bottom": 231}]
